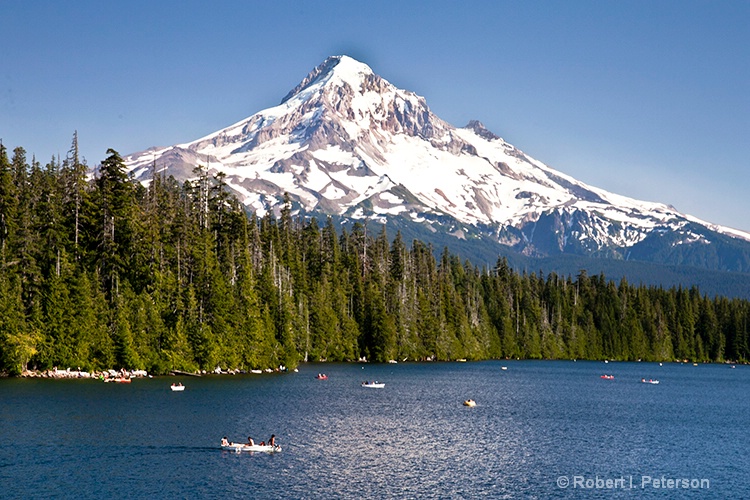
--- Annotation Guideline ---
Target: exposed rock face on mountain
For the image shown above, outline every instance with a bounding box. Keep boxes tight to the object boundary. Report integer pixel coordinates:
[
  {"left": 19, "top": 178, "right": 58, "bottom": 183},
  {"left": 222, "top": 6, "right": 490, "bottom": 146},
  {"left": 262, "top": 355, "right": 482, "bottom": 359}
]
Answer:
[{"left": 123, "top": 55, "right": 750, "bottom": 274}]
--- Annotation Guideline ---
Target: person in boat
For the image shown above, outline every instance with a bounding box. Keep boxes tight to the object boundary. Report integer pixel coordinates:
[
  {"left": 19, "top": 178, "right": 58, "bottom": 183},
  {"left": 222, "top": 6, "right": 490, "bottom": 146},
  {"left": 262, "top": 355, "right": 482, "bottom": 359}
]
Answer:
[
  {"left": 269, "top": 435, "right": 276, "bottom": 446},
  {"left": 247, "top": 436, "right": 254, "bottom": 446},
  {"left": 221, "top": 437, "right": 229, "bottom": 446},
  {"left": 260, "top": 441, "right": 265, "bottom": 446}
]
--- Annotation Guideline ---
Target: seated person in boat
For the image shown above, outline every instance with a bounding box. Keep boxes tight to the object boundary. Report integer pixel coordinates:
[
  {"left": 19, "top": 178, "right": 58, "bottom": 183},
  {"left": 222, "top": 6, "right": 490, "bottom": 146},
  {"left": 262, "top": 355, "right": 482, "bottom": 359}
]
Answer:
[
  {"left": 269, "top": 435, "right": 276, "bottom": 446},
  {"left": 221, "top": 437, "right": 230, "bottom": 446},
  {"left": 259, "top": 441, "right": 265, "bottom": 446},
  {"left": 247, "top": 436, "right": 254, "bottom": 446}
]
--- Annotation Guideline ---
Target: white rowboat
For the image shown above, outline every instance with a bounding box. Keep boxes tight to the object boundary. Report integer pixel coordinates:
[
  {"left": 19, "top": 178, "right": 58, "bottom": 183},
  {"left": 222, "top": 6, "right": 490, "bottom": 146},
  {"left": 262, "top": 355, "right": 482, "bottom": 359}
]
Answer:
[{"left": 222, "top": 443, "right": 281, "bottom": 453}]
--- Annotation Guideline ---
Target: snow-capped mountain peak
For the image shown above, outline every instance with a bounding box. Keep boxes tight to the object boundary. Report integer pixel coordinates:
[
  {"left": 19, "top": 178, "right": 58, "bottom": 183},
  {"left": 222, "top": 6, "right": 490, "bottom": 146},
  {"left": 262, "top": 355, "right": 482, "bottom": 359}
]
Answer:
[
  {"left": 123, "top": 55, "right": 750, "bottom": 271},
  {"left": 280, "top": 55, "right": 377, "bottom": 104}
]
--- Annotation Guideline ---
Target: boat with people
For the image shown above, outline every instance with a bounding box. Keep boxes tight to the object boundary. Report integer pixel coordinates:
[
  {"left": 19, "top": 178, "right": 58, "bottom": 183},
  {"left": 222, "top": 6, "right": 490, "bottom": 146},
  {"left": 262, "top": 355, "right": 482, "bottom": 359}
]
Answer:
[
  {"left": 361, "top": 381, "right": 385, "bottom": 388},
  {"left": 170, "top": 383, "right": 185, "bottom": 391},
  {"left": 315, "top": 374, "right": 328, "bottom": 380},
  {"left": 221, "top": 436, "right": 281, "bottom": 453},
  {"left": 463, "top": 399, "right": 476, "bottom": 407},
  {"left": 104, "top": 377, "right": 131, "bottom": 383},
  {"left": 221, "top": 442, "right": 282, "bottom": 453},
  {"left": 641, "top": 378, "right": 660, "bottom": 384},
  {"left": 600, "top": 374, "right": 614, "bottom": 380}
]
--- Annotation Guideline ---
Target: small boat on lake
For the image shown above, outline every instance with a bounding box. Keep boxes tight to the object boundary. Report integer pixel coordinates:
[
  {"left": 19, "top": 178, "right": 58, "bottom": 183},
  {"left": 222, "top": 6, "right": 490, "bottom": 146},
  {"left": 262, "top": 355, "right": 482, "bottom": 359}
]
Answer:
[
  {"left": 221, "top": 442, "right": 281, "bottom": 453},
  {"left": 170, "top": 383, "right": 185, "bottom": 391},
  {"left": 600, "top": 374, "right": 614, "bottom": 380},
  {"left": 641, "top": 378, "right": 660, "bottom": 385},
  {"left": 315, "top": 374, "right": 328, "bottom": 380},
  {"left": 104, "top": 377, "right": 131, "bottom": 384},
  {"left": 463, "top": 399, "right": 476, "bottom": 407},
  {"left": 361, "top": 381, "right": 385, "bottom": 388}
]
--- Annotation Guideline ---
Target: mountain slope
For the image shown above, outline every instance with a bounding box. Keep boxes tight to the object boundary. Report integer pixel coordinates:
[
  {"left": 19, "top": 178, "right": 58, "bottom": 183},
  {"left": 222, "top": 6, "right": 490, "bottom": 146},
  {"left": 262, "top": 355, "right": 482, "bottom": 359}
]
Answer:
[{"left": 123, "top": 55, "right": 750, "bottom": 274}]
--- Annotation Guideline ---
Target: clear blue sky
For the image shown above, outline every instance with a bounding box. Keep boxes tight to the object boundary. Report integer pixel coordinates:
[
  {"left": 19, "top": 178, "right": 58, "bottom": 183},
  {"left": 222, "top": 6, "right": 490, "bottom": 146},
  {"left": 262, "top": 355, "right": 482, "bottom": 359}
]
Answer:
[{"left": 2, "top": 0, "right": 748, "bottom": 232}]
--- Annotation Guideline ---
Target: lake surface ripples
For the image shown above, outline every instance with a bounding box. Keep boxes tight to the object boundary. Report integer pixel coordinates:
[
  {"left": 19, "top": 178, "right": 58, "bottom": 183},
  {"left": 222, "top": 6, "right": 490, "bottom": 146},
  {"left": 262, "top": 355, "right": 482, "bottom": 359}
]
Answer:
[{"left": 1, "top": 361, "right": 748, "bottom": 498}]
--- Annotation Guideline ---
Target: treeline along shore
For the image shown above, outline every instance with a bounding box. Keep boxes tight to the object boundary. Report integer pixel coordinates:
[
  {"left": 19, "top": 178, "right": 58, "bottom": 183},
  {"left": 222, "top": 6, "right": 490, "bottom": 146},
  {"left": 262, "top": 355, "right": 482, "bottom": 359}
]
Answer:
[{"left": 0, "top": 139, "right": 748, "bottom": 376}]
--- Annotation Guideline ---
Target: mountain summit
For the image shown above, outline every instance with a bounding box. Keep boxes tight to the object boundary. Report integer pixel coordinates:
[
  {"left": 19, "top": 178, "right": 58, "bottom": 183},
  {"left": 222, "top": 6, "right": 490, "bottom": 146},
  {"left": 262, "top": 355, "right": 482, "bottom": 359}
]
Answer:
[{"left": 124, "top": 55, "right": 750, "bottom": 273}]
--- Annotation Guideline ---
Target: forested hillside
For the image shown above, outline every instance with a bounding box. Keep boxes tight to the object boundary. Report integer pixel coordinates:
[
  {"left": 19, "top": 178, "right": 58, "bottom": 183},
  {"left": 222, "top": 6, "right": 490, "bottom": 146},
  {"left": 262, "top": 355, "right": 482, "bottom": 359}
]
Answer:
[{"left": 0, "top": 139, "right": 748, "bottom": 375}]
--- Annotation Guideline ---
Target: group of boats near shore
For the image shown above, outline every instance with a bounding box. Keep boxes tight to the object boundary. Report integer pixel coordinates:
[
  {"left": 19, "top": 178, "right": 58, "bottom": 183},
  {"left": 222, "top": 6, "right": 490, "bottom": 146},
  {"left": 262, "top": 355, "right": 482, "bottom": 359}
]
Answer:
[
  {"left": 17, "top": 364, "right": 291, "bottom": 380},
  {"left": 19, "top": 367, "right": 150, "bottom": 381}
]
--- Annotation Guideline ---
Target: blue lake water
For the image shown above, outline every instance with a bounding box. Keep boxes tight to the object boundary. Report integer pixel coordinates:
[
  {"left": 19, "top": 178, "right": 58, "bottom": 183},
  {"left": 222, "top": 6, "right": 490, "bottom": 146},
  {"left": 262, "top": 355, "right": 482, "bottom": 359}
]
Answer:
[{"left": 1, "top": 361, "right": 748, "bottom": 498}]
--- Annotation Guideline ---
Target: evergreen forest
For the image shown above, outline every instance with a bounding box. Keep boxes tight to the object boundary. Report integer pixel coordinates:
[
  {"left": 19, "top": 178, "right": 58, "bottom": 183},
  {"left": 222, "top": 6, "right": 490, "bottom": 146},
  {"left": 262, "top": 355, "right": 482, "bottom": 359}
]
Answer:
[{"left": 0, "top": 138, "right": 748, "bottom": 375}]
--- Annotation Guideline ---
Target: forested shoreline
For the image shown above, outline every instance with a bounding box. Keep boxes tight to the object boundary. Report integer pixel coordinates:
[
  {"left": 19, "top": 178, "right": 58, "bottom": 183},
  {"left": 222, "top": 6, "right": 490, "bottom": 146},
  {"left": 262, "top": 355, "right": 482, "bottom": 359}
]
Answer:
[{"left": 0, "top": 138, "right": 748, "bottom": 375}]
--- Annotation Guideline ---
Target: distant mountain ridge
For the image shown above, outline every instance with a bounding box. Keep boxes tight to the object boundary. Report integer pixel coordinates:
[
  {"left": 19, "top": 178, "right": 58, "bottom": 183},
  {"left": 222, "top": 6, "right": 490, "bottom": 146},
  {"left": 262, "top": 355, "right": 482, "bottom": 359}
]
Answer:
[{"left": 123, "top": 55, "right": 750, "bottom": 277}]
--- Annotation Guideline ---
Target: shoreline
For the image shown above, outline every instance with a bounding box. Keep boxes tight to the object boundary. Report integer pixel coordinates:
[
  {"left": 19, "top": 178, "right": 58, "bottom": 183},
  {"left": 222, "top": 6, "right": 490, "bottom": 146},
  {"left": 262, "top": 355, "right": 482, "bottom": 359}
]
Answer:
[
  {"left": 16, "top": 368, "right": 150, "bottom": 380},
  {"left": 10, "top": 364, "right": 291, "bottom": 380},
  {"left": 4, "top": 359, "right": 745, "bottom": 379}
]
